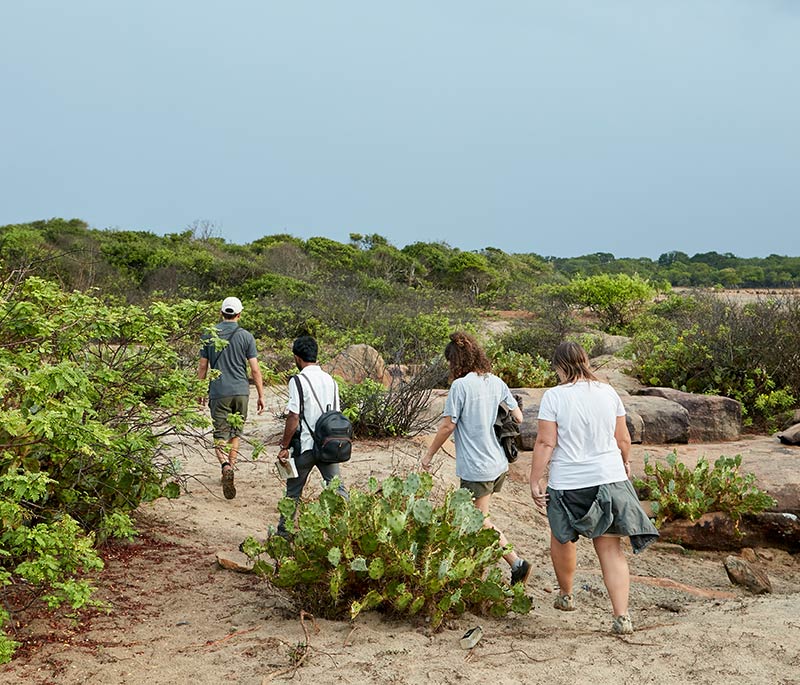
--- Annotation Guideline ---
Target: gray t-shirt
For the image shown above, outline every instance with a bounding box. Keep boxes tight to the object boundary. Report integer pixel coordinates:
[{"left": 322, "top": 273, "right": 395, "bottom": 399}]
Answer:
[
  {"left": 200, "top": 321, "right": 258, "bottom": 399},
  {"left": 444, "top": 372, "right": 518, "bottom": 482}
]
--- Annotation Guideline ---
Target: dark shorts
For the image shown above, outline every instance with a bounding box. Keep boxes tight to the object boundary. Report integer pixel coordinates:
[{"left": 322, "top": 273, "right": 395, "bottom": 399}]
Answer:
[
  {"left": 209, "top": 395, "right": 249, "bottom": 441},
  {"left": 460, "top": 472, "right": 507, "bottom": 499},
  {"left": 546, "top": 480, "right": 659, "bottom": 554}
]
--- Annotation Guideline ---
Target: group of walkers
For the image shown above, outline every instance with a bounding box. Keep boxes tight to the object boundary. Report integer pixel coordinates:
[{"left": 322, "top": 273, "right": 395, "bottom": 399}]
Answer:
[{"left": 198, "top": 296, "right": 658, "bottom": 636}]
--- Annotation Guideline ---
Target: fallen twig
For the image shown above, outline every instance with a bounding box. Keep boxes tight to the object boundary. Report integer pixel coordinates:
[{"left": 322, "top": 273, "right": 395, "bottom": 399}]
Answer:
[
  {"left": 343, "top": 624, "right": 358, "bottom": 647},
  {"left": 262, "top": 611, "right": 316, "bottom": 682},
  {"left": 192, "top": 625, "right": 261, "bottom": 649}
]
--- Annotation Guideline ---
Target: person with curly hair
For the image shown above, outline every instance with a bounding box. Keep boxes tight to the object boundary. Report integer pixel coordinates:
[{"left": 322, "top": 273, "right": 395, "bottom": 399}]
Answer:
[
  {"left": 421, "top": 332, "right": 531, "bottom": 586},
  {"left": 530, "top": 341, "right": 658, "bottom": 635}
]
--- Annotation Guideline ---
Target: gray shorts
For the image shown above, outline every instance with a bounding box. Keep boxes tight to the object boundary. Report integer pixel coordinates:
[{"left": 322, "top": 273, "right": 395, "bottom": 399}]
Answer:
[
  {"left": 460, "top": 472, "right": 507, "bottom": 499},
  {"left": 546, "top": 479, "right": 659, "bottom": 554},
  {"left": 209, "top": 395, "right": 249, "bottom": 440}
]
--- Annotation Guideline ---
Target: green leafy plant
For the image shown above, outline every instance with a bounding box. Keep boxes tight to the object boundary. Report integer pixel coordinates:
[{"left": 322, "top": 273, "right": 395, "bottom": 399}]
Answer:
[
  {"left": 244, "top": 473, "right": 531, "bottom": 629},
  {"left": 0, "top": 275, "right": 208, "bottom": 661},
  {"left": 485, "top": 342, "right": 556, "bottom": 388},
  {"left": 633, "top": 451, "right": 776, "bottom": 526}
]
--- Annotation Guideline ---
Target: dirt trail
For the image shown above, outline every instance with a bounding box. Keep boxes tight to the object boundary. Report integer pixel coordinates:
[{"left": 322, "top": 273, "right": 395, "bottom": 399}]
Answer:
[{"left": 2, "top": 392, "right": 799, "bottom": 685}]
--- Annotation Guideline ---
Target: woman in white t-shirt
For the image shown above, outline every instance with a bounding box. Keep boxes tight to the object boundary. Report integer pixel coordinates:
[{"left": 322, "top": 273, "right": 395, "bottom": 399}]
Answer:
[
  {"left": 422, "top": 332, "right": 531, "bottom": 587},
  {"left": 530, "top": 342, "right": 658, "bottom": 635}
]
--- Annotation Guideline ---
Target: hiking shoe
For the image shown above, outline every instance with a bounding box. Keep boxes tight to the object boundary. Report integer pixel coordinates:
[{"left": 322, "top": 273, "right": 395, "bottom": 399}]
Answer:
[
  {"left": 553, "top": 593, "right": 576, "bottom": 611},
  {"left": 510, "top": 559, "right": 532, "bottom": 586},
  {"left": 221, "top": 465, "right": 236, "bottom": 499},
  {"left": 612, "top": 614, "right": 633, "bottom": 635}
]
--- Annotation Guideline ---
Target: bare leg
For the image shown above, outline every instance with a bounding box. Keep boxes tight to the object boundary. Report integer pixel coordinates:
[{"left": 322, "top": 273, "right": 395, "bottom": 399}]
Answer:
[
  {"left": 214, "top": 440, "right": 230, "bottom": 467},
  {"left": 215, "top": 437, "right": 240, "bottom": 468},
  {"left": 550, "top": 533, "right": 577, "bottom": 596},
  {"left": 474, "top": 494, "right": 519, "bottom": 567},
  {"left": 593, "top": 535, "right": 630, "bottom": 617},
  {"left": 227, "top": 436, "right": 240, "bottom": 468}
]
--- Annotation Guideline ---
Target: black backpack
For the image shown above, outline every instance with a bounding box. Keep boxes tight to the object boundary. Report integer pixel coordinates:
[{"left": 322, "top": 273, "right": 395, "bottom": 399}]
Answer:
[{"left": 293, "top": 375, "right": 353, "bottom": 463}]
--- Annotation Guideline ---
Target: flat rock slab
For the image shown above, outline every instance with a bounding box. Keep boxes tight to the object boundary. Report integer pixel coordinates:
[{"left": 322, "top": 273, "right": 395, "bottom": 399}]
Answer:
[
  {"left": 657, "top": 512, "right": 800, "bottom": 553},
  {"left": 216, "top": 550, "right": 254, "bottom": 573}
]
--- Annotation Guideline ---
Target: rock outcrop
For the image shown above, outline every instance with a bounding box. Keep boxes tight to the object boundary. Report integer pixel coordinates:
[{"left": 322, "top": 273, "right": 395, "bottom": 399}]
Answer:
[
  {"left": 325, "top": 344, "right": 390, "bottom": 386},
  {"left": 621, "top": 395, "right": 690, "bottom": 444},
  {"left": 777, "top": 422, "right": 800, "bottom": 445},
  {"left": 635, "top": 387, "right": 741, "bottom": 441}
]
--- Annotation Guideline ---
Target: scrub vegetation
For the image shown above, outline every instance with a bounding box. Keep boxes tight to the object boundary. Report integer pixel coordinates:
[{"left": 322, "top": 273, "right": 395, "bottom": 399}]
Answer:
[{"left": 1, "top": 218, "right": 797, "bottom": 660}]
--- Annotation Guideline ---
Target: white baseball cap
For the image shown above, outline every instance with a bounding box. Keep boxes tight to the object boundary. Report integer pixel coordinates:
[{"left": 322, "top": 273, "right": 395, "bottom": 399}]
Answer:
[{"left": 220, "top": 296, "right": 243, "bottom": 315}]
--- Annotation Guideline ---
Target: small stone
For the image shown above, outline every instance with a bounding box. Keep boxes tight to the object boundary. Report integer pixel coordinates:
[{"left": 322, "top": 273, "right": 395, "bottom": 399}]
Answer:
[
  {"left": 740, "top": 547, "right": 757, "bottom": 563},
  {"left": 216, "top": 550, "right": 255, "bottom": 573},
  {"left": 724, "top": 555, "right": 772, "bottom": 594}
]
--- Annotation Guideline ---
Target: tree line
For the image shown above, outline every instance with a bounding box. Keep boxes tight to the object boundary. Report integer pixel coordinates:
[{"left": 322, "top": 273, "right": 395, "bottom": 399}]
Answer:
[{"left": 1, "top": 220, "right": 798, "bottom": 313}]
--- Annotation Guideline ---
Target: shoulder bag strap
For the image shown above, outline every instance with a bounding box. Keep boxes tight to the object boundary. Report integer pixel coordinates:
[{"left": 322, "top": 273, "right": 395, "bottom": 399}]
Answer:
[
  {"left": 209, "top": 325, "right": 242, "bottom": 369},
  {"left": 293, "top": 374, "right": 315, "bottom": 439}
]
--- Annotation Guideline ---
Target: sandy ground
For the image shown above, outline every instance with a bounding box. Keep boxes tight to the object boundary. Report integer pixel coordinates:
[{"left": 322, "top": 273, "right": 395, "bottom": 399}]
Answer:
[{"left": 2, "top": 390, "right": 799, "bottom": 685}]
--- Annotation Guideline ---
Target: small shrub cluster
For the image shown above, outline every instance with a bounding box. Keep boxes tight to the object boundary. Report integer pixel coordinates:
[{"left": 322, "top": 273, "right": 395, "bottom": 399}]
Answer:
[
  {"left": 485, "top": 342, "right": 556, "bottom": 388},
  {"left": 338, "top": 361, "right": 447, "bottom": 438},
  {"left": 244, "top": 474, "right": 532, "bottom": 629},
  {"left": 633, "top": 451, "right": 777, "bottom": 526}
]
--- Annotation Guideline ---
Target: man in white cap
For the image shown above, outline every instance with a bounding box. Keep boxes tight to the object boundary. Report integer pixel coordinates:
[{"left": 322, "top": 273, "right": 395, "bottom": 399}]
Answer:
[{"left": 198, "top": 296, "right": 265, "bottom": 499}]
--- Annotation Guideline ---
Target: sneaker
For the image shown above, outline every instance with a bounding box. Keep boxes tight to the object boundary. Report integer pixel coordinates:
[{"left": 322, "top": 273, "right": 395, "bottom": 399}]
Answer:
[
  {"left": 612, "top": 614, "right": 633, "bottom": 635},
  {"left": 221, "top": 465, "right": 236, "bottom": 499},
  {"left": 460, "top": 626, "right": 483, "bottom": 649},
  {"left": 553, "top": 593, "right": 576, "bottom": 611},
  {"left": 510, "top": 559, "right": 532, "bottom": 586}
]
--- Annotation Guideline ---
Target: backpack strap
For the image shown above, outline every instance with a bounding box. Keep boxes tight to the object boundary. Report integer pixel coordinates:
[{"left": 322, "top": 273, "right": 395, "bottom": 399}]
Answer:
[
  {"left": 208, "top": 325, "right": 242, "bottom": 369},
  {"left": 293, "top": 374, "right": 318, "bottom": 441},
  {"left": 293, "top": 372, "right": 338, "bottom": 439}
]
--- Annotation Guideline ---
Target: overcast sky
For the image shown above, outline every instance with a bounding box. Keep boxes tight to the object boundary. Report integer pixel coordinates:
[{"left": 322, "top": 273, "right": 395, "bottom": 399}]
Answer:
[{"left": 2, "top": 1, "right": 799, "bottom": 258}]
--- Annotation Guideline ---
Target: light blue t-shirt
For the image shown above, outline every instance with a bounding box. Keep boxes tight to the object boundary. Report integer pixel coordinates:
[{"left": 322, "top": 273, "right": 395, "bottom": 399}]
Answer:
[{"left": 444, "top": 372, "right": 518, "bottom": 482}]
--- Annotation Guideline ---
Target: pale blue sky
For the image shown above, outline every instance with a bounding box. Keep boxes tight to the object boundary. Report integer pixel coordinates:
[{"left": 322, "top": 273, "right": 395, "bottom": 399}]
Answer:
[{"left": 2, "top": 1, "right": 799, "bottom": 258}]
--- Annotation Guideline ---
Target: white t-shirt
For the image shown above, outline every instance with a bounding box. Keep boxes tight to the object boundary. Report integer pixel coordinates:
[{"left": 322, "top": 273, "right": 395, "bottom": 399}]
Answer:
[
  {"left": 537, "top": 380, "right": 627, "bottom": 489},
  {"left": 287, "top": 365, "right": 340, "bottom": 454},
  {"left": 444, "top": 372, "right": 518, "bottom": 482}
]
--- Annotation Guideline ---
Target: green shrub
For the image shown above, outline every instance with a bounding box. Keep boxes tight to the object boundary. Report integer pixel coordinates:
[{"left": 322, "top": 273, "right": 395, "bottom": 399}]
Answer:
[
  {"left": 633, "top": 452, "right": 776, "bottom": 526},
  {"left": 486, "top": 342, "right": 556, "bottom": 388},
  {"left": 567, "top": 273, "right": 658, "bottom": 332},
  {"left": 0, "top": 276, "right": 208, "bottom": 661},
  {"left": 628, "top": 294, "right": 800, "bottom": 430},
  {"left": 244, "top": 474, "right": 531, "bottom": 629}
]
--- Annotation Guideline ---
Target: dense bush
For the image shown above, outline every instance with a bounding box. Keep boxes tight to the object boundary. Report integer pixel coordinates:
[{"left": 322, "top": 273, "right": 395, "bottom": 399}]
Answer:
[
  {"left": 566, "top": 273, "right": 659, "bottom": 333},
  {"left": 485, "top": 342, "right": 556, "bottom": 388},
  {"left": 244, "top": 474, "right": 531, "bottom": 629},
  {"left": 628, "top": 293, "right": 800, "bottom": 430},
  {"left": 633, "top": 452, "right": 776, "bottom": 526},
  {"left": 0, "top": 276, "right": 208, "bottom": 661}
]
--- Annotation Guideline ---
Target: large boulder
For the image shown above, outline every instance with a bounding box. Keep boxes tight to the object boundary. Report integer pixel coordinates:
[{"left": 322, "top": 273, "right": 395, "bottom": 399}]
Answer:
[
  {"left": 324, "top": 344, "right": 390, "bottom": 386},
  {"left": 622, "top": 395, "right": 690, "bottom": 444},
  {"left": 591, "top": 355, "right": 645, "bottom": 395},
  {"left": 593, "top": 334, "right": 632, "bottom": 356},
  {"left": 635, "top": 387, "right": 741, "bottom": 441},
  {"left": 510, "top": 388, "right": 546, "bottom": 450}
]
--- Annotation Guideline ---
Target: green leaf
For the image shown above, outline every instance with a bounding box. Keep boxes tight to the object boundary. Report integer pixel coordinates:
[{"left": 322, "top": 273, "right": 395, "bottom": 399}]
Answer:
[
  {"left": 350, "top": 557, "right": 368, "bottom": 572},
  {"left": 327, "top": 547, "right": 342, "bottom": 567},
  {"left": 368, "top": 557, "right": 385, "bottom": 580}
]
